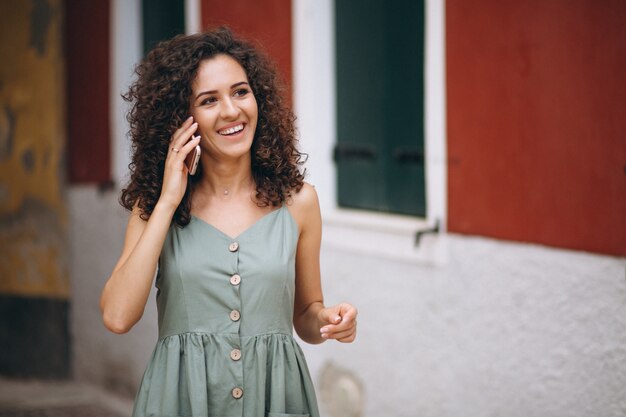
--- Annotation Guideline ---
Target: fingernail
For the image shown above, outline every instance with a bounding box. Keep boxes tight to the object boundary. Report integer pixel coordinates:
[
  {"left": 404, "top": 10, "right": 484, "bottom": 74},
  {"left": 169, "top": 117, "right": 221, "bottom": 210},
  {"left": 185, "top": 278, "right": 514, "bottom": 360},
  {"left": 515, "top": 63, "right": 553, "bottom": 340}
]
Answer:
[
  {"left": 192, "top": 122, "right": 198, "bottom": 127},
  {"left": 335, "top": 316, "right": 342, "bottom": 323},
  {"left": 321, "top": 333, "right": 329, "bottom": 339},
  {"left": 187, "top": 116, "right": 193, "bottom": 122},
  {"left": 320, "top": 327, "right": 329, "bottom": 334}
]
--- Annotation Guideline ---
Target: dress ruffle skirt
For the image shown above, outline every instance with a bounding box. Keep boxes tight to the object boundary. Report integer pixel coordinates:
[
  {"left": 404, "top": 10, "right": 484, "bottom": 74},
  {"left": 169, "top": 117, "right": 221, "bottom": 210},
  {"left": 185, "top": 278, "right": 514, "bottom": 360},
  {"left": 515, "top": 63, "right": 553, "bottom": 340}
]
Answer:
[{"left": 133, "top": 333, "right": 316, "bottom": 417}]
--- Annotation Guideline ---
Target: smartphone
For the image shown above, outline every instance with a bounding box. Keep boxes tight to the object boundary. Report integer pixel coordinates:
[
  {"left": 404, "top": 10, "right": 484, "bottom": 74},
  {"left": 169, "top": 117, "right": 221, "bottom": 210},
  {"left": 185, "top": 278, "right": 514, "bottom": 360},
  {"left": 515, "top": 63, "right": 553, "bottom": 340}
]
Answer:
[{"left": 185, "top": 136, "right": 201, "bottom": 175}]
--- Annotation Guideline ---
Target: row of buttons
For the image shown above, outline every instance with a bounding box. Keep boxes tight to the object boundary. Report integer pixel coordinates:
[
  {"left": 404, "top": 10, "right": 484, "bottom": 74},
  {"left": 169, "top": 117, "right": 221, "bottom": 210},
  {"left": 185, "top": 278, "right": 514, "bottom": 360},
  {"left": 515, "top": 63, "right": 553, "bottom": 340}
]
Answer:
[
  {"left": 230, "top": 345, "right": 243, "bottom": 399},
  {"left": 229, "top": 242, "right": 242, "bottom": 324},
  {"left": 229, "top": 241, "right": 243, "bottom": 400}
]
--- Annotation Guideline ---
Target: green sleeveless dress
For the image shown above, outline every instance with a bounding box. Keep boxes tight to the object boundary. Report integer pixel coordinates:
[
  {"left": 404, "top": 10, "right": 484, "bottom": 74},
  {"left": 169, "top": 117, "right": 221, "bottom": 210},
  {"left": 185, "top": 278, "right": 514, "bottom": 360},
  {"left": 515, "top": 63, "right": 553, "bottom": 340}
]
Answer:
[{"left": 132, "top": 206, "right": 320, "bottom": 417}]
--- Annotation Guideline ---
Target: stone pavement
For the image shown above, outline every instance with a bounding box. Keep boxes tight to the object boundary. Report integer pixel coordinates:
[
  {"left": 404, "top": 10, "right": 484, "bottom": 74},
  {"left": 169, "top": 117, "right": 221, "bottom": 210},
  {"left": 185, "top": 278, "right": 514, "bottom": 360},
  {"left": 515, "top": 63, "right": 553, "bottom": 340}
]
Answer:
[{"left": 0, "top": 377, "right": 133, "bottom": 417}]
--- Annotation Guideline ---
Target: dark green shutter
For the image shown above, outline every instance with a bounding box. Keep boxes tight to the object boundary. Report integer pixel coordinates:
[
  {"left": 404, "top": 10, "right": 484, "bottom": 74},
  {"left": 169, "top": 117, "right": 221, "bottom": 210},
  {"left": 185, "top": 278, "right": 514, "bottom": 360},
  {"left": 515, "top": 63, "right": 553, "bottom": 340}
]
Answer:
[
  {"left": 335, "top": 0, "right": 426, "bottom": 216},
  {"left": 142, "top": 0, "right": 185, "bottom": 55}
]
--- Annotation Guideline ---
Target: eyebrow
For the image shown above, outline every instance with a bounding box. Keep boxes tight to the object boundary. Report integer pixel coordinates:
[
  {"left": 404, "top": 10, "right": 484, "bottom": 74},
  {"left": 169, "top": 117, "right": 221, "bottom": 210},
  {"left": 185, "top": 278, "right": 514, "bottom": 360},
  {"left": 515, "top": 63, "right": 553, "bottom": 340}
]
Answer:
[{"left": 195, "top": 82, "right": 250, "bottom": 100}]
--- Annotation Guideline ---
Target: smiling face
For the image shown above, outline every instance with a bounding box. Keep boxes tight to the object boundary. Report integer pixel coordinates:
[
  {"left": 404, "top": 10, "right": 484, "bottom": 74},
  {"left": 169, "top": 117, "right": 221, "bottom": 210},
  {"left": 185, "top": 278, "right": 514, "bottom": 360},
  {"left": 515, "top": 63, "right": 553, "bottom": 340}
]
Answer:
[{"left": 189, "top": 54, "right": 258, "bottom": 163}]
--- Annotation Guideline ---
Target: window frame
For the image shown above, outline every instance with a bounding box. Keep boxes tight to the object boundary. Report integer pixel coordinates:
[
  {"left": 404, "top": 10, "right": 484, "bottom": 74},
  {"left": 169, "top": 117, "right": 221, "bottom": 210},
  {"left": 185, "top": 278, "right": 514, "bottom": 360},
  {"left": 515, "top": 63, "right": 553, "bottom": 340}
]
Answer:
[{"left": 293, "top": 0, "right": 447, "bottom": 263}]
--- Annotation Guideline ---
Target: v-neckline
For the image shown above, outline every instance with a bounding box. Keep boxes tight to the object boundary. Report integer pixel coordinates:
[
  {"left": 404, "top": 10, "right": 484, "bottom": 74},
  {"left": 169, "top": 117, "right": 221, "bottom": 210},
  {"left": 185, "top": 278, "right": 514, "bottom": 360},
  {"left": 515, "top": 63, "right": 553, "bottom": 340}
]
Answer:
[{"left": 190, "top": 205, "right": 285, "bottom": 240}]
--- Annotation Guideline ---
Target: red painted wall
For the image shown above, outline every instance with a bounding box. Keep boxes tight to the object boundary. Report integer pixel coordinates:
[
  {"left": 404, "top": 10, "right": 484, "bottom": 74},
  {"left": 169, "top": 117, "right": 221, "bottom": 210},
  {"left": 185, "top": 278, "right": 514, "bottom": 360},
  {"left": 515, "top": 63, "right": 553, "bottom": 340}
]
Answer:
[
  {"left": 447, "top": 0, "right": 626, "bottom": 256},
  {"left": 200, "top": 0, "right": 292, "bottom": 98},
  {"left": 64, "top": 0, "right": 111, "bottom": 184}
]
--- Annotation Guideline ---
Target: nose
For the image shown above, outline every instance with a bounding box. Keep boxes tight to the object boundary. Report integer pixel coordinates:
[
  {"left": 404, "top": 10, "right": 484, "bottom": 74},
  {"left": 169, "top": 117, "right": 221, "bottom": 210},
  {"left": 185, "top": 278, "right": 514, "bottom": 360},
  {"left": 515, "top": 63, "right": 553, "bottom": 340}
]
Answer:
[{"left": 220, "top": 97, "right": 239, "bottom": 120}]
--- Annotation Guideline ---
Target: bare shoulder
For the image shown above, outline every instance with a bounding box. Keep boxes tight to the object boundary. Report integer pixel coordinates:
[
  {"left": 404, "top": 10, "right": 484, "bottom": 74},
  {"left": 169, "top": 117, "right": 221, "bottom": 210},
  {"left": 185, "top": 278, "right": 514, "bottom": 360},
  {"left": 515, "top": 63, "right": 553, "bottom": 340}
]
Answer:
[
  {"left": 289, "top": 182, "right": 319, "bottom": 210},
  {"left": 286, "top": 183, "right": 321, "bottom": 234}
]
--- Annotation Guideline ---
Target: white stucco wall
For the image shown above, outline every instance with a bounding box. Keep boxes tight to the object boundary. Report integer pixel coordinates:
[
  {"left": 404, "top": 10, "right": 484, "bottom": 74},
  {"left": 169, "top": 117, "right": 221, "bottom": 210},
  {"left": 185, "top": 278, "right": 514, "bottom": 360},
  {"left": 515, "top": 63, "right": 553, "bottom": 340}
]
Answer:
[
  {"left": 69, "top": 187, "right": 157, "bottom": 396},
  {"left": 301, "top": 236, "right": 626, "bottom": 417}
]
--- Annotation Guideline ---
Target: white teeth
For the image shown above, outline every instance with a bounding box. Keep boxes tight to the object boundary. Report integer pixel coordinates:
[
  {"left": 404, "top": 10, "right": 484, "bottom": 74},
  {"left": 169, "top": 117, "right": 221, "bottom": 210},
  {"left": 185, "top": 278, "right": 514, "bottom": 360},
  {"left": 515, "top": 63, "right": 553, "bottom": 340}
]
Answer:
[{"left": 219, "top": 124, "right": 244, "bottom": 135}]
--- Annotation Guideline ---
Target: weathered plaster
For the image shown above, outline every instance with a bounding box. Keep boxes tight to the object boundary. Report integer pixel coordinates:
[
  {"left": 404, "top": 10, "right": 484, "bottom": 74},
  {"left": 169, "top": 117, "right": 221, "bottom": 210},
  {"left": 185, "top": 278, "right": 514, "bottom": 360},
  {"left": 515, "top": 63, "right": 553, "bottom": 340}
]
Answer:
[
  {"left": 0, "top": 199, "right": 69, "bottom": 298},
  {"left": 0, "top": 0, "right": 68, "bottom": 299}
]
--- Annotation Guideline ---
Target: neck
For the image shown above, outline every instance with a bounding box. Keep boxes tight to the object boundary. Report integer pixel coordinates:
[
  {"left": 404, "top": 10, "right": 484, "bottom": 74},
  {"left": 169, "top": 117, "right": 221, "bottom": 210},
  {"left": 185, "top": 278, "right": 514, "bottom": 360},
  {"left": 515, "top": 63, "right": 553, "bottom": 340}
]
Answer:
[{"left": 196, "top": 154, "right": 254, "bottom": 199}]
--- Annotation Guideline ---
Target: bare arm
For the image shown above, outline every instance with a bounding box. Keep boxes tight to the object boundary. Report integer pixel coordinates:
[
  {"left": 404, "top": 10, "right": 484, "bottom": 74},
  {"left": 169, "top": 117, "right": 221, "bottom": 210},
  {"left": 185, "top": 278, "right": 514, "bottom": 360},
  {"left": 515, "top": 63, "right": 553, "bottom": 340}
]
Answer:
[
  {"left": 290, "top": 184, "right": 357, "bottom": 344},
  {"left": 99, "top": 202, "right": 175, "bottom": 333},
  {"left": 99, "top": 118, "right": 200, "bottom": 333}
]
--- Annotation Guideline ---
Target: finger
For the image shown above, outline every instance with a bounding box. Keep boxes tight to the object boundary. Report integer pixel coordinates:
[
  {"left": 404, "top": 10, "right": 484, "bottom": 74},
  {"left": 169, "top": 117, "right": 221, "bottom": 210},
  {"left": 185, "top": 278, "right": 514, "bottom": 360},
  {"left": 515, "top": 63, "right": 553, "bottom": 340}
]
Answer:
[
  {"left": 172, "top": 121, "right": 198, "bottom": 149},
  {"left": 179, "top": 134, "right": 201, "bottom": 156},
  {"left": 168, "top": 136, "right": 201, "bottom": 170},
  {"left": 319, "top": 308, "right": 342, "bottom": 326},
  {"left": 322, "top": 327, "right": 355, "bottom": 341},
  {"left": 321, "top": 320, "right": 356, "bottom": 336},
  {"left": 338, "top": 309, "right": 357, "bottom": 325},
  {"left": 320, "top": 317, "right": 356, "bottom": 335},
  {"left": 170, "top": 116, "right": 194, "bottom": 142},
  {"left": 327, "top": 306, "right": 356, "bottom": 329},
  {"left": 338, "top": 303, "right": 358, "bottom": 320},
  {"left": 323, "top": 325, "right": 355, "bottom": 338},
  {"left": 322, "top": 314, "right": 355, "bottom": 329},
  {"left": 168, "top": 131, "right": 199, "bottom": 162},
  {"left": 166, "top": 136, "right": 200, "bottom": 175},
  {"left": 337, "top": 331, "right": 357, "bottom": 343}
]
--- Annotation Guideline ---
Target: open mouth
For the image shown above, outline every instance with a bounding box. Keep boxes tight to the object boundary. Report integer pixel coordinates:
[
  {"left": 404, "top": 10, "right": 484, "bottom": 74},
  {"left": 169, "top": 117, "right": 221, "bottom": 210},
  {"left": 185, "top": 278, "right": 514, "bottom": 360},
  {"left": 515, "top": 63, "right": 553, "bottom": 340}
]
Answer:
[{"left": 218, "top": 123, "right": 245, "bottom": 136}]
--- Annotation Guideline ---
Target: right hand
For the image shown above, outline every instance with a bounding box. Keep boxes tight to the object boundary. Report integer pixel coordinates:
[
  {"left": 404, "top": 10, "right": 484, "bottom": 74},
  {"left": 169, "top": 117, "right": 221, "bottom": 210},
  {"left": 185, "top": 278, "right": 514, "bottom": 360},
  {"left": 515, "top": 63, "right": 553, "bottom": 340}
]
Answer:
[
  {"left": 318, "top": 302, "right": 358, "bottom": 343},
  {"left": 158, "top": 116, "right": 201, "bottom": 209}
]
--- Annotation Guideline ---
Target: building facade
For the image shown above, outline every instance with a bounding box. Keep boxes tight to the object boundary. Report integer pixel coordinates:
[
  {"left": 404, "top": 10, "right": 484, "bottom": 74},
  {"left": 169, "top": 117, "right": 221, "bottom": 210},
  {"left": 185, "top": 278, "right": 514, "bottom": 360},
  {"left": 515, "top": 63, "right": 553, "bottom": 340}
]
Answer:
[{"left": 1, "top": 0, "right": 624, "bottom": 416}]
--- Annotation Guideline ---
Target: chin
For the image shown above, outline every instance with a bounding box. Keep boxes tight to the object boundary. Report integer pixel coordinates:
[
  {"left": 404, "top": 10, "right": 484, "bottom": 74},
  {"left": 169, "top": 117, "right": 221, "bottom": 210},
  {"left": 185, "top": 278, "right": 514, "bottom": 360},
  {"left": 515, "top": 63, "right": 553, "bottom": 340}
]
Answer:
[{"left": 217, "top": 143, "right": 254, "bottom": 161}]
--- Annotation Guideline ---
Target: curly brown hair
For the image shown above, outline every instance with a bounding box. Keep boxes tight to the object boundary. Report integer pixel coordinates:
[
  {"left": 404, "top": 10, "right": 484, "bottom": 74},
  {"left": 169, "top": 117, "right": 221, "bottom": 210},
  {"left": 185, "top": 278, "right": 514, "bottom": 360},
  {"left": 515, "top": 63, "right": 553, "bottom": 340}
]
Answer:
[{"left": 120, "top": 27, "right": 305, "bottom": 227}]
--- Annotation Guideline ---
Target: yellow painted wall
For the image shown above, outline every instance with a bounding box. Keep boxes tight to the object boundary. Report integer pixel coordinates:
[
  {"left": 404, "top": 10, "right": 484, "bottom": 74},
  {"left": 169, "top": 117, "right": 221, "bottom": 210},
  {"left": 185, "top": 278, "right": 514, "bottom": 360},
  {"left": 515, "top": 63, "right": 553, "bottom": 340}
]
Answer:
[{"left": 0, "top": 0, "right": 68, "bottom": 299}]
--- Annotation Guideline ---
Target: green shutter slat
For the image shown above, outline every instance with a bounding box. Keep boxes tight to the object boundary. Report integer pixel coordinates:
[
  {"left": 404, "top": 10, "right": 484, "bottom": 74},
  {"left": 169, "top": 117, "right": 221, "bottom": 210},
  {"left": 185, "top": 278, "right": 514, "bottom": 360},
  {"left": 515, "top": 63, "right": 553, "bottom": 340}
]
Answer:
[
  {"left": 336, "top": 0, "right": 426, "bottom": 216},
  {"left": 142, "top": 0, "right": 185, "bottom": 56}
]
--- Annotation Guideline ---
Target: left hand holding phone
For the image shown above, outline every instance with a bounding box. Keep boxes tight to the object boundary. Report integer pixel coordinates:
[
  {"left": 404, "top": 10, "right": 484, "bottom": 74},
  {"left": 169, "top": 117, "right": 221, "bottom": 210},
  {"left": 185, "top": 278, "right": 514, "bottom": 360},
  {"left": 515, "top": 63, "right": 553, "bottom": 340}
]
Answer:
[{"left": 158, "top": 116, "right": 201, "bottom": 210}]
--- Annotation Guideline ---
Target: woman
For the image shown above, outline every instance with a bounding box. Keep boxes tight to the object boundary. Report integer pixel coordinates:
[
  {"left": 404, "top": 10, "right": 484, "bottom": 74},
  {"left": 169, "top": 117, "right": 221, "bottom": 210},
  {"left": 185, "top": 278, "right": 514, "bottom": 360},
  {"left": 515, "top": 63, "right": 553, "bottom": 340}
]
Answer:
[{"left": 100, "top": 27, "right": 357, "bottom": 417}]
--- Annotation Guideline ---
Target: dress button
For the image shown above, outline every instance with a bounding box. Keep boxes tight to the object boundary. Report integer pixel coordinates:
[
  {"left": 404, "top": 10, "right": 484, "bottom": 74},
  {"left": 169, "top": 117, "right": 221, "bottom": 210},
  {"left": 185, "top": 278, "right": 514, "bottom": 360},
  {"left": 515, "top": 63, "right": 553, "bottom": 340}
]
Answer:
[
  {"left": 230, "top": 274, "right": 241, "bottom": 286},
  {"left": 229, "top": 310, "right": 241, "bottom": 321},
  {"left": 232, "top": 387, "right": 243, "bottom": 399},
  {"left": 230, "top": 348, "right": 242, "bottom": 361},
  {"left": 229, "top": 242, "right": 239, "bottom": 252}
]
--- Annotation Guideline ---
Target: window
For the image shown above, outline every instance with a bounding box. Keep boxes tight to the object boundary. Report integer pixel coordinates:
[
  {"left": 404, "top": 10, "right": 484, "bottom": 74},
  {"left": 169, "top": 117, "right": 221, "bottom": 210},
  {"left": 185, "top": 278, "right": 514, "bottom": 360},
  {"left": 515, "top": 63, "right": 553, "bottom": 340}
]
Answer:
[
  {"left": 142, "top": 0, "right": 185, "bottom": 55},
  {"left": 335, "top": 0, "right": 426, "bottom": 216}
]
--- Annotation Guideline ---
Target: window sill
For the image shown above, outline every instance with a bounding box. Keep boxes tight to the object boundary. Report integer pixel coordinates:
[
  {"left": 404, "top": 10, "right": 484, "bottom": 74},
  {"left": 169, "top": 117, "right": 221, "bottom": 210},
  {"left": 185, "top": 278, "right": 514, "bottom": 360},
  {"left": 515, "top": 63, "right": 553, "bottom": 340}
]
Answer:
[{"left": 322, "top": 208, "right": 448, "bottom": 266}]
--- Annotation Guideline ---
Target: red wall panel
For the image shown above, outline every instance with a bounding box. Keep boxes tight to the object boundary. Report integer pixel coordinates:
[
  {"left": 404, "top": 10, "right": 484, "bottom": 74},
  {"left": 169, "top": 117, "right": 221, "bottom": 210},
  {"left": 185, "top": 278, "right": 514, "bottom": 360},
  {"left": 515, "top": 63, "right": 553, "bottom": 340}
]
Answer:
[
  {"left": 200, "top": 0, "right": 292, "bottom": 99},
  {"left": 65, "top": 0, "right": 111, "bottom": 184},
  {"left": 447, "top": 0, "right": 626, "bottom": 256}
]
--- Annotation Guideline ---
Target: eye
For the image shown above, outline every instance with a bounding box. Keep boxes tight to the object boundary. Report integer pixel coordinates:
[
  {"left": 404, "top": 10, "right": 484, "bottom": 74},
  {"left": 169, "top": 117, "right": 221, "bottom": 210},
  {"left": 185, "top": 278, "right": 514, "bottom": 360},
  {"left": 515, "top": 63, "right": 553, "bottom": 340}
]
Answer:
[
  {"left": 234, "top": 88, "right": 250, "bottom": 97},
  {"left": 200, "top": 96, "right": 217, "bottom": 106}
]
